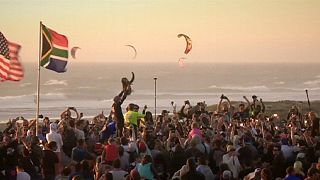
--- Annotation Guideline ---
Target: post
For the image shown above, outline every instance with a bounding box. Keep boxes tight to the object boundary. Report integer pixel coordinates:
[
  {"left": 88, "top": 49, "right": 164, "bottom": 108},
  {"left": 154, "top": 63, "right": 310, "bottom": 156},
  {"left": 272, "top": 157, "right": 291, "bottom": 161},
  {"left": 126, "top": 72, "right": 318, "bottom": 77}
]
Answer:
[
  {"left": 154, "top": 77, "right": 157, "bottom": 120},
  {"left": 305, "top": 89, "right": 311, "bottom": 111},
  {"left": 36, "top": 22, "right": 42, "bottom": 136}
]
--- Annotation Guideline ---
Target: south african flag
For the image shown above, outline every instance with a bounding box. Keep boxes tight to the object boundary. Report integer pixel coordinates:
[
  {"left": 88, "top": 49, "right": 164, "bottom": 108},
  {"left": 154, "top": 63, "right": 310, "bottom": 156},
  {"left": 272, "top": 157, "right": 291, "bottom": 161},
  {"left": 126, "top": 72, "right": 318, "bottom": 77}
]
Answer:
[{"left": 41, "top": 24, "right": 68, "bottom": 73}]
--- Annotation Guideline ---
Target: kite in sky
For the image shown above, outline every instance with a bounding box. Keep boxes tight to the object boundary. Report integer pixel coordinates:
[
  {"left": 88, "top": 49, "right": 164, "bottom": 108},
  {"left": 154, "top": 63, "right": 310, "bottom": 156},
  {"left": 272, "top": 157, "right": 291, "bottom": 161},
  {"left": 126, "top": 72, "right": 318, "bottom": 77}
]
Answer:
[
  {"left": 177, "top": 34, "right": 192, "bottom": 54},
  {"left": 125, "top": 45, "right": 137, "bottom": 59},
  {"left": 70, "top": 46, "right": 81, "bottom": 59}
]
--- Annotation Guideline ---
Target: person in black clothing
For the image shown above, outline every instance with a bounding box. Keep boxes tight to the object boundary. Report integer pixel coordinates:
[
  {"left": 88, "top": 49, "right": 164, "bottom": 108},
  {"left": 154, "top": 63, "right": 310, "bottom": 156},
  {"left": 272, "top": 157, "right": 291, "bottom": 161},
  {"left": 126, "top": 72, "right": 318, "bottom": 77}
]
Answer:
[
  {"left": 19, "top": 148, "right": 37, "bottom": 179},
  {"left": 42, "top": 141, "right": 59, "bottom": 180},
  {"left": 0, "top": 135, "right": 19, "bottom": 180},
  {"left": 181, "top": 158, "right": 205, "bottom": 180},
  {"left": 111, "top": 90, "right": 128, "bottom": 137}
]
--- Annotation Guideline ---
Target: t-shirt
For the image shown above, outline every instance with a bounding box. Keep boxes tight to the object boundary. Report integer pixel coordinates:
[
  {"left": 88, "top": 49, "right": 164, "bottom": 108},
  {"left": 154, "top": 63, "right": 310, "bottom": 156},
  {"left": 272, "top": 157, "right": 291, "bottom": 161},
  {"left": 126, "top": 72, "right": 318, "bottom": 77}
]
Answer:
[
  {"left": 100, "top": 122, "right": 116, "bottom": 141},
  {"left": 42, "top": 150, "right": 59, "bottom": 178},
  {"left": 17, "top": 171, "right": 31, "bottom": 180},
  {"left": 110, "top": 170, "right": 128, "bottom": 180},
  {"left": 71, "top": 147, "right": 86, "bottom": 162},
  {"left": 104, "top": 144, "right": 119, "bottom": 162},
  {"left": 181, "top": 170, "right": 205, "bottom": 180},
  {"left": 124, "top": 111, "right": 145, "bottom": 126},
  {"left": 46, "top": 132, "right": 63, "bottom": 152}
]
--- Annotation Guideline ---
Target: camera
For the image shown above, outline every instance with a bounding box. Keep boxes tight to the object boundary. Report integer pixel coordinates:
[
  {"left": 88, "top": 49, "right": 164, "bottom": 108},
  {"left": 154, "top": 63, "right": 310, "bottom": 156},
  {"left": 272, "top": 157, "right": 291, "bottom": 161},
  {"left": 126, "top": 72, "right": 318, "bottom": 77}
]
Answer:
[
  {"left": 252, "top": 95, "right": 257, "bottom": 99},
  {"left": 38, "top": 114, "right": 43, "bottom": 119}
]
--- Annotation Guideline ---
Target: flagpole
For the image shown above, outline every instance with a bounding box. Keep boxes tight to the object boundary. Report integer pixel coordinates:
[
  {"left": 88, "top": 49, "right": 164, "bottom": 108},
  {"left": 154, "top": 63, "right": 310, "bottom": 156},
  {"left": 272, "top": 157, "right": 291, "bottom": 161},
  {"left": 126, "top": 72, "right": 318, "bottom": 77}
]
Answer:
[
  {"left": 36, "top": 21, "right": 42, "bottom": 136},
  {"left": 154, "top": 77, "right": 157, "bottom": 120}
]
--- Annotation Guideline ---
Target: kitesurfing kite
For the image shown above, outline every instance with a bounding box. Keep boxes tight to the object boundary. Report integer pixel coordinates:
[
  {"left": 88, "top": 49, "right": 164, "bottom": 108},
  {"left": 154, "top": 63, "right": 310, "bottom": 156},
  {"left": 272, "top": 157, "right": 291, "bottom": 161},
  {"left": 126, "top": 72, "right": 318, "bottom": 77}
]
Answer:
[
  {"left": 177, "top": 34, "right": 192, "bottom": 54},
  {"left": 125, "top": 45, "right": 137, "bottom": 59},
  {"left": 178, "top": 57, "right": 187, "bottom": 68},
  {"left": 70, "top": 47, "right": 81, "bottom": 59}
]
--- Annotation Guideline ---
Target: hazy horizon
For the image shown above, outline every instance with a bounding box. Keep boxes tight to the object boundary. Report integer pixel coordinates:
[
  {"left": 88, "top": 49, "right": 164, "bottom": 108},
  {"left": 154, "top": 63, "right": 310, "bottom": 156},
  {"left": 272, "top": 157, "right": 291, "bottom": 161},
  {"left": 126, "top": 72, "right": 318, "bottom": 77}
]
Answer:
[{"left": 1, "top": 0, "right": 320, "bottom": 64}]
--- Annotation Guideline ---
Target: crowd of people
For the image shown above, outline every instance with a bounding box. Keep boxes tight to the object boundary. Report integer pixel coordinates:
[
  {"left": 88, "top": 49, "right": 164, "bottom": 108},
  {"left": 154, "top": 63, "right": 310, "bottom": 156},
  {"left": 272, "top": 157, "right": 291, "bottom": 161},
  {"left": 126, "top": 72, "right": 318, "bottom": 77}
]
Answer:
[{"left": 1, "top": 91, "right": 320, "bottom": 180}]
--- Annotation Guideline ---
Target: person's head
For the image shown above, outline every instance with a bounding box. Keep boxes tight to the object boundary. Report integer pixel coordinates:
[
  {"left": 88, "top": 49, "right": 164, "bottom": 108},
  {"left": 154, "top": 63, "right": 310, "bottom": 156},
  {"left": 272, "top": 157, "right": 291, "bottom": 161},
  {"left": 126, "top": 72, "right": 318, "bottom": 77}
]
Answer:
[
  {"left": 198, "top": 156, "right": 207, "bottom": 165},
  {"left": 308, "top": 111, "right": 318, "bottom": 120},
  {"left": 256, "top": 105, "right": 262, "bottom": 112},
  {"left": 222, "top": 170, "right": 232, "bottom": 180},
  {"left": 226, "top": 145, "right": 236, "bottom": 155},
  {"left": 286, "top": 166, "right": 295, "bottom": 176},
  {"left": 260, "top": 168, "right": 273, "bottom": 180},
  {"left": 161, "top": 110, "right": 169, "bottom": 117},
  {"left": 113, "top": 159, "right": 121, "bottom": 168},
  {"left": 191, "top": 122, "right": 199, "bottom": 129},
  {"left": 128, "top": 169, "right": 140, "bottom": 180},
  {"left": 142, "top": 155, "right": 152, "bottom": 165},
  {"left": 113, "top": 95, "right": 121, "bottom": 103},
  {"left": 289, "top": 105, "right": 298, "bottom": 113},
  {"left": 127, "top": 103, "right": 135, "bottom": 111},
  {"left": 72, "top": 175, "right": 84, "bottom": 180},
  {"left": 16, "top": 163, "right": 25, "bottom": 172},
  {"left": 238, "top": 103, "right": 245, "bottom": 112},
  {"left": 222, "top": 102, "right": 229, "bottom": 111},
  {"left": 47, "top": 141, "right": 57, "bottom": 151},
  {"left": 272, "top": 144, "right": 281, "bottom": 156},
  {"left": 307, "top": 167, "right": 320, "bottom": 180},
  {"left": 145, "top": 111, "right": 153, "bottom": 122},
  {"left": 50, "top": 122, "right": 59, "bottom": 133},
  {"left": 105, "top": 172, "right": 113, "bottom": 180},
  {"left": 77, "top": 139, "right": 84, "bottom": 147},
  {"left": 3, "top": 135, "right": 11, "bottom": 146},
  {"left": 186, "top": 158, "right": 196, "bottom": 171},
  {"left": 108, "top": 138, "right": 115, "bottom": 145},
  {"left": 294, "top": 161, "right": 304, "bottom": 172},
  {"left": 62, "top": 166, "right": 71, "bottom": 176}
]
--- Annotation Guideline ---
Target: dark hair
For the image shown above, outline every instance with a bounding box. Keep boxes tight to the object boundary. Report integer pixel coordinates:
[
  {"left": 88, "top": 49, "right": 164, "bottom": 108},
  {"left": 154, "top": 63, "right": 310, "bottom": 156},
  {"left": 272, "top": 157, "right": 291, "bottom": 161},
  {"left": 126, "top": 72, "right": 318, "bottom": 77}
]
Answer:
[
  {"left": 77, "top": 139, "right": 84, "bottom": 146},
  {"left": 118, "top": 146, "right": 124, "bottom": 156},
  {"left": 113, "top": 159, "right": 121, "bottom": 168},
  {"left": 47, "top": 141, "right": 57, "bottom": 150},
  {"left": 307, "top": 167, "right": 319, "bottom": 177},
  {"left": 69, "top": 119, "right": 75, "bottom": 128},
  {"left": 286, "top": 166, "right": 295, "bottom": 175},
  {"left": 105, "top": 173, "right": 113, "bottom": 180},
  {"left": 198, "top": 156, "right": 207, "bottom": 165},
  {"left": 62, "top": 166, "right": 71, "bottom": 176},
  {"left": 261, "top": 168, "right": 273, "bottom": 180},
  {"left": 142, "top": 155, "right": 152, "bottom": 165},
  {"left": 186, "top": 158, "right": 196, "bottom": 170}
]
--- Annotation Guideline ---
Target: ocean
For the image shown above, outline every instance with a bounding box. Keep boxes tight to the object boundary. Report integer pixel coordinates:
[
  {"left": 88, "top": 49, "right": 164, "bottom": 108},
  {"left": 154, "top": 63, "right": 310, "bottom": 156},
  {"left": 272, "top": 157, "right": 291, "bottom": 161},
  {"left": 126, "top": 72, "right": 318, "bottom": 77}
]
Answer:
[{"left": 1, "top": 62, "right": 320, "bottom": 122}]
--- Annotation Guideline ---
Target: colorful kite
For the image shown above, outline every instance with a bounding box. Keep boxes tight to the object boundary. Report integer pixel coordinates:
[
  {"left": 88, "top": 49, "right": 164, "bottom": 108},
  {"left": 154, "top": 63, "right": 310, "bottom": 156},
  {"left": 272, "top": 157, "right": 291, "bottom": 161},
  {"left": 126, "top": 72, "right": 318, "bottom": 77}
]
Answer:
[{"left": 177, "top": 34, "right": 192, "bottom": 54}]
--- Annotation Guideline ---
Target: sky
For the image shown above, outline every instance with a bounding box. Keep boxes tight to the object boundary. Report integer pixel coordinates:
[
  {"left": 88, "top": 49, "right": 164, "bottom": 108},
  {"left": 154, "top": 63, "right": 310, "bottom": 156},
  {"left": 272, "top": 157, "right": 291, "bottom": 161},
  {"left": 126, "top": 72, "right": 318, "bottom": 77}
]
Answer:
[{"left": 1, "top": 0, "right": 320, "bottom": 63}]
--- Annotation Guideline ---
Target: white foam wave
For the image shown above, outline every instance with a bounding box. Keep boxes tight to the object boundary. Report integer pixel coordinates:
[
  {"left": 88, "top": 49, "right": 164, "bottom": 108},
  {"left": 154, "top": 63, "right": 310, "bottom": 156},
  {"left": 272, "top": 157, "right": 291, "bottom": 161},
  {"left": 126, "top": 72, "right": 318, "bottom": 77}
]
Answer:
[
  {"left": 44, "top": 80, "right": 68, "bottom": 86},
  {"left": 100, "top": 99, "right": 113, "bottom": 103},
  {"left": 20, "top": 83, "right": 32, "bottom": 87},
  {"left": 274, "top": 81, "right": 285, "bottom": 85},
  {"left": 209, "top": 85, "right": 270, "bottom": 92},
  {"left": 78, "top": 86, "right": 95, "bottom": 89},
  {"left": 303, "top": 79, "right": 320, "bottom": 86},
  {"left": 43, "top": 93, "right": 66, "bottom": 99},
  {"left": 0, "top": 95, "right": 28, "bottom": 100}
]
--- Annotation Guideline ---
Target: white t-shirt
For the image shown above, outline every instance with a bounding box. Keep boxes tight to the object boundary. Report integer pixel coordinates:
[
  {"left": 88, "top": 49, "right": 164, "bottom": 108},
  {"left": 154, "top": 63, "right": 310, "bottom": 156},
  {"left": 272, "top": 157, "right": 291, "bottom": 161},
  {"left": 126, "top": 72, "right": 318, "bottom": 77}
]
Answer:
[
  {"left": 17, "top": 171, "right": 31, "bottom": 180},
  {"left": 110, "top": 170, "right": 128, "bottom": 180},
  {"left": 46, "top": 131, "right": 63, "bottom": 152}
]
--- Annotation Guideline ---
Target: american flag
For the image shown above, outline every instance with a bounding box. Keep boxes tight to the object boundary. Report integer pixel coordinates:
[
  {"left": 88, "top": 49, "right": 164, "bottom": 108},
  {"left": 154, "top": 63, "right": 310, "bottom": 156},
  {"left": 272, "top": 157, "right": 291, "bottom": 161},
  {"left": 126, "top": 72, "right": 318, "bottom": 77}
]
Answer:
[{"left": 0, "top": 32, "right": 23, "bottom": 81}]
